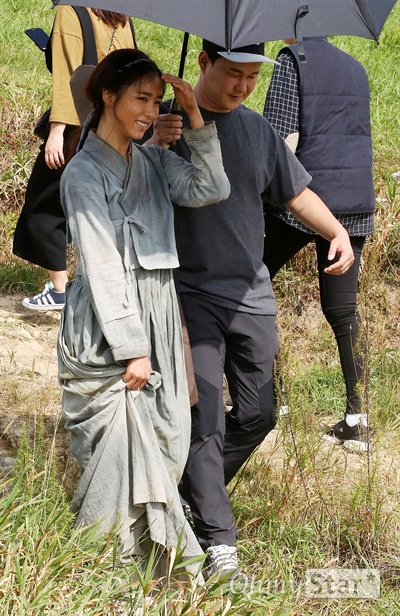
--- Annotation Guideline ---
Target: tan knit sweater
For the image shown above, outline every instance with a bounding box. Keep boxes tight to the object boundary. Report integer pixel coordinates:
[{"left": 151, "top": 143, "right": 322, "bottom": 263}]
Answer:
[{"left": 50, "top": 6, "right": 135, "bottom": 126}]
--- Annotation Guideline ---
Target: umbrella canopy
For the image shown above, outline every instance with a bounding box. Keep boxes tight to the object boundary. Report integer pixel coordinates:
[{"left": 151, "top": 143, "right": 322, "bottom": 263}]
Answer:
[{"left": 54, "top": 0, "right": 397, "bottom": 46}]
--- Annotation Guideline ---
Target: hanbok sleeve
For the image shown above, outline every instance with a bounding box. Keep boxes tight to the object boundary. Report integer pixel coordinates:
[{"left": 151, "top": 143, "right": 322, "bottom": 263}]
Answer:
[
  {"left": 159, "top": 122, "right": 230, "bottom": 208},
  {"left": 61, "top": 158, "right": 149, "bottom": 362}
]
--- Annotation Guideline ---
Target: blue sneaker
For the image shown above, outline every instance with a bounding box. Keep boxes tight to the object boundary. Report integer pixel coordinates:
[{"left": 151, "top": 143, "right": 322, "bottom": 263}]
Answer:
[{"left": 22, "top": 282, "right": 65, "bottom": 311}]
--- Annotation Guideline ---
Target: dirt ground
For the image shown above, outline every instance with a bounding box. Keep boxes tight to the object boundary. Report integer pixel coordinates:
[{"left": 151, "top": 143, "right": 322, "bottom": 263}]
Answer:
[
  {"left": 0, "top": 293, "right": 59, "bottom": 389},
  {"left": 0, "top": 293, "right": 68, "bottom": 478}
]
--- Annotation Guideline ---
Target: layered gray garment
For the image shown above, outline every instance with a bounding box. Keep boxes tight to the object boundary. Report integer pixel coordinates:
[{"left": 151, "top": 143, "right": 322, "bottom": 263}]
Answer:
[{"left": 58, "top": 123, "right": 229, "bottom": 569}]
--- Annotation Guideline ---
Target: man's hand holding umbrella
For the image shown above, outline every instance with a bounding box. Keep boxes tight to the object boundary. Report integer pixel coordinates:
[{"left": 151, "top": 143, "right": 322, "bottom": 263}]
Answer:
[{"left": 145, "top": 111, "right": 183, "bottom": 147}]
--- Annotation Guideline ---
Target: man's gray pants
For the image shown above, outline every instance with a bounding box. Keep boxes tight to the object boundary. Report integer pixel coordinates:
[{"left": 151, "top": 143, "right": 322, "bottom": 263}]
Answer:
[{"left": 179, "top": 293, "right": 279, "bottom": 550}]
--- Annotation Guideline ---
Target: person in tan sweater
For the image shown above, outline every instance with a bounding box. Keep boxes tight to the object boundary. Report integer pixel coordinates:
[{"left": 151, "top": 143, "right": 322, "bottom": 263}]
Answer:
[{"left": 13, "top": 7, "right": 136, "bottom": 310}]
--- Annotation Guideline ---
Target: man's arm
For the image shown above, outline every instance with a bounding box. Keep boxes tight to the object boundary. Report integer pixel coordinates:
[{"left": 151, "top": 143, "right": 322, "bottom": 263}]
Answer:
[{"left": 286, "top": 187, "right": 354, "bottom": 274}]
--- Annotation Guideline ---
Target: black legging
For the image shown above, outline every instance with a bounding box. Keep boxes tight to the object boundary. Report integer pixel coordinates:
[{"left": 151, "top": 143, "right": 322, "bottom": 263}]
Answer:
[{"left": 263, "top": 210, "right": 366, "bottom": 414}]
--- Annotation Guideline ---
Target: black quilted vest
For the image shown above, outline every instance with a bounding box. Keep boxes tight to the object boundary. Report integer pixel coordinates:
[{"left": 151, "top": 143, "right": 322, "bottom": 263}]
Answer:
[{"left": 283, "top": 37, "right": 375, "bottom": 214}]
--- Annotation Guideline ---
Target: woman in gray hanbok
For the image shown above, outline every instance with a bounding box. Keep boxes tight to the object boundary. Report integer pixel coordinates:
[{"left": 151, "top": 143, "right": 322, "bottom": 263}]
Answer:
[{"left": 57, "top": 48, "right": 230, "bottom": 573}]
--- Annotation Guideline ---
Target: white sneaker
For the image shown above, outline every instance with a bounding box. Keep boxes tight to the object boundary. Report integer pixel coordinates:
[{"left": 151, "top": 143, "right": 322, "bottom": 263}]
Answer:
[
  {"left": 279, "top": 404, "right": 290, "bottom": 417},
  {"left": 203, "top": 544, "right": 239, "bottom": 580}
]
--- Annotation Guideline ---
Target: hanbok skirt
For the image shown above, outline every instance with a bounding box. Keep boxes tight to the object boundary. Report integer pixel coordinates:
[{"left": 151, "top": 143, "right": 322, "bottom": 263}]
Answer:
[{"left": 58, "top": 266, "right": 202, "bottom": 573}]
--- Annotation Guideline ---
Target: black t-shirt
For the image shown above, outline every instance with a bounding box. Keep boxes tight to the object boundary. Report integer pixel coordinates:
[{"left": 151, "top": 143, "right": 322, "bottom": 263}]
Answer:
[{"left": 163, "top": 102, "right": 311, "bottom": 314}]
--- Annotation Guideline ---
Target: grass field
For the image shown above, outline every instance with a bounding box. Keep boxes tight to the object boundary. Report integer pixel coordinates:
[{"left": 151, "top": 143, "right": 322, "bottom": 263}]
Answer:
[{"left": 1, "top": 1, "right": 400, "bottom": 614}]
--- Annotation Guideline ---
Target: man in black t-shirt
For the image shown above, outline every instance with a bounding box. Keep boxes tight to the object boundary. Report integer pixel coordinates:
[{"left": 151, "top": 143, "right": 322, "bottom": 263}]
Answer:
[{"left": 147, "top": 39, "right": 354, "bottom": 581}]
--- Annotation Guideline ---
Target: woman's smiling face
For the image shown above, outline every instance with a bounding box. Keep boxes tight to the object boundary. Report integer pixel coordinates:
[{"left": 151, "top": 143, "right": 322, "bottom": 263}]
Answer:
[{"left": 111, "top": 76, "right": 164, "bottom": 141}]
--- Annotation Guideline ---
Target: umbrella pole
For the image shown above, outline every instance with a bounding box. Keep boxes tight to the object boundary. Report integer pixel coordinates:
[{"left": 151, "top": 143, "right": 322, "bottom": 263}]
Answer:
[
  {"left": 170, "top": 32, "right": 189, "bottom": 113},
  {"left": 225, "top": 0, "right": 232, "bottom": 52}
]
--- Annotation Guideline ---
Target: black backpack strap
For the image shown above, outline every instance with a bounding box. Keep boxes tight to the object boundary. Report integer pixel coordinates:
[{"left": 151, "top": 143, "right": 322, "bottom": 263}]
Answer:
[
  {"left": 129, "top": 17, "right": 138, "bottom": 49},
  {"left": 44, "top": 6, "right": 97, "bottom": 73},
  {"left": 73, "top": 6, "right": 98, "bottom": 65}
]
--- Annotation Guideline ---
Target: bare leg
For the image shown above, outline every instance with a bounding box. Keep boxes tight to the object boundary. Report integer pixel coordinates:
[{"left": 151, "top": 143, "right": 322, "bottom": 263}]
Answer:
[{"left": 48, "top": 270, "right": 68, "bottom": 293}]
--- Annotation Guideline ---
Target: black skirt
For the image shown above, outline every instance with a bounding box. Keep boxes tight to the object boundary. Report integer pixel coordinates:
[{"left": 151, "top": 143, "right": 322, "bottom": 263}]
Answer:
[{"left": 13, "top": 127, "right": 75, "bottom": 271}]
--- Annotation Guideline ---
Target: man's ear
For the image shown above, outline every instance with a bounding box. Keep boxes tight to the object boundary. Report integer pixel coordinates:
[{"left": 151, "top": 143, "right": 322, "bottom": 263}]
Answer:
[{"left": 198, "top": 50, "right": 210, "bottom": 74}]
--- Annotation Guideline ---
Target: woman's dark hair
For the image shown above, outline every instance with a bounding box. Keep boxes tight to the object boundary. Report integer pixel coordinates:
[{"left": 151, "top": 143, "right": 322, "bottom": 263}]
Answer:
[
  {"left": 92, "top": 9, "right": 129, "bottom": 28},
  {"left": 75, "top": 48, "right": 165, "bottom": 152}
]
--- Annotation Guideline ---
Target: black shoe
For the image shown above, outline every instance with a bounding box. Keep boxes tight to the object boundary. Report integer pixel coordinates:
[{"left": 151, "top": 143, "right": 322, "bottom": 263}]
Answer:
[
  {"left": 322, "top": 418, "right": 372, "bottom": 453},
  {"left": 225, "top": 396, "right": 233, "bottom": 412}
]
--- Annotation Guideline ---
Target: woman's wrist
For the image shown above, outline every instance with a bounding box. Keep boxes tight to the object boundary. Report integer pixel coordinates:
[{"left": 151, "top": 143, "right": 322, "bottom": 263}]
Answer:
[{"left": 49, "top": 121, "right": 67, "bottom": 136}]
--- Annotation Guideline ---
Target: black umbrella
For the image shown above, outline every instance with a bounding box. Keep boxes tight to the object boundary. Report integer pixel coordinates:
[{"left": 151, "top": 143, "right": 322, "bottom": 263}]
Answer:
[
  {"left": 54, "top": 0, "right": 397, "bottom": 111},
  {"left": 54, "top": 0, "right": 398, "bottom": 47}
]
